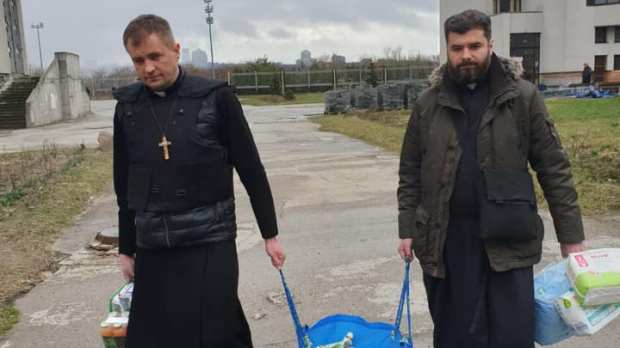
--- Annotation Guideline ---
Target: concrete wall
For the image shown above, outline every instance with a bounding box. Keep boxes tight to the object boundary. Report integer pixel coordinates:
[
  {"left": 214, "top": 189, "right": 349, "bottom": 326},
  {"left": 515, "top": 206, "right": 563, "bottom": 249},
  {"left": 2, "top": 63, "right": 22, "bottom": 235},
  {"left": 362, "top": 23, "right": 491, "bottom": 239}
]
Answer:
[
  {"left": 15, "top": 0, "right": 27, "bottom": 74},
  {"left": 589, "top": 3, "right": 620, "bottom": 72},
  {"left": 494, "top": 0, "right": 620, "bottom": 83},
  {"left": 539, "top": 0, "right": 620, "bottom": 84},
  {"left": 492, "top": 12, "right": 544, "bottom": 58},
  {"left": 523, "top": 0, "right": 544, "bottom": 12},
  {"left": 0, "top": 0, "right": 28, "bottom": 75},
  {"left": 25, "top": 52, "right": 91, "bottom": 127},
  {"left": 0, "top": 4, "right": 10, "bottom": 74}
]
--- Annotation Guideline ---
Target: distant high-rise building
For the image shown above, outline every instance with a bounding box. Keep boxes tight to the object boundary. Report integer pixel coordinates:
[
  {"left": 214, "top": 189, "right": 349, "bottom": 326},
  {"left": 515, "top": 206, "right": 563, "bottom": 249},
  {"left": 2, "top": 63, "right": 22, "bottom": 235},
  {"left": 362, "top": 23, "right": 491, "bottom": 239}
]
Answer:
[
  {"left": 301, "top": 50, "right": 311, "bottom": 61},
  {"left": 296, "top": 49, "right": 314, "bottom": 69},
  {"left": 191, "top": 49, "right": 209, "bottom": 69},
  {"left": 181, "top": 48, "right": 191, "bottom": 65},
  {"left": 331, "top": 54, "right": 346, "bottom": 66}
]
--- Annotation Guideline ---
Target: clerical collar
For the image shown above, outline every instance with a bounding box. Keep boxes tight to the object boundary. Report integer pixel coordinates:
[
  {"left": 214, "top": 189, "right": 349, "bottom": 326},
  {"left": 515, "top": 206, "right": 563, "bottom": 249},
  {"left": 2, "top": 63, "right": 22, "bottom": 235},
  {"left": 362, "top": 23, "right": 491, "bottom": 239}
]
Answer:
[
  {"left": 458, "top": 71, "right": 489, "bottom": 92},
  {"left": 149, "top": 66, "right": 184, "bottom": 98}
]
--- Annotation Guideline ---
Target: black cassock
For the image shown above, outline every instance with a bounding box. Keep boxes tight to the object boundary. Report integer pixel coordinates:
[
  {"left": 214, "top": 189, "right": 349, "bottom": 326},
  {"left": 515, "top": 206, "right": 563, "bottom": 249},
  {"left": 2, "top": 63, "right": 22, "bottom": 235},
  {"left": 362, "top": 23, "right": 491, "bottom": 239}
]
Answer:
[
  {"left": 422, "top": 79, "right": 535, "bottom": 348},
  {"left": 113, "top": 70, "right": 277, "bottom": 348}
]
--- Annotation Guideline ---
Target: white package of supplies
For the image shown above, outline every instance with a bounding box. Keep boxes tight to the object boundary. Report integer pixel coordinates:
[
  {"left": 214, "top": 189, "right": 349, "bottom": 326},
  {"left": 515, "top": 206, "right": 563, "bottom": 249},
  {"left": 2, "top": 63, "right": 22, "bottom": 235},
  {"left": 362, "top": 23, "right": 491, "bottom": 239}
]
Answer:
[
  {"left": 555, "top": 291, "right": 620, "bottom": 336},
  {"left": 567, "top": 248, "right": 620, "bottom": 305},
  {"left": 533, "top": 261, "right": 575, "bottom": 345}
]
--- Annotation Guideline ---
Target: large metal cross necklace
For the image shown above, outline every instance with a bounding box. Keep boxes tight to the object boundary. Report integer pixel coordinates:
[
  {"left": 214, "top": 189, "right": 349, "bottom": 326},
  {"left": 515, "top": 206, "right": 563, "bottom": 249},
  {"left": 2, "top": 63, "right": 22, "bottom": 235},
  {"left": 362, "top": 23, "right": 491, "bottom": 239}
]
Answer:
[{"left": 148, "top": 96, "right": 178, "bottom": 160}]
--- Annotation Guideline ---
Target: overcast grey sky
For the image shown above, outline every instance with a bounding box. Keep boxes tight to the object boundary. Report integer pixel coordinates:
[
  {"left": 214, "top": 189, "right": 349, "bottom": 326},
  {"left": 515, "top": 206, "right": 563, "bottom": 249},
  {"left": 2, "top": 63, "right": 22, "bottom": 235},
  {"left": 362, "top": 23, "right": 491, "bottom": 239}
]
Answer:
[{"left": 21, "top": 0, "right": 439, "bottom": 70}]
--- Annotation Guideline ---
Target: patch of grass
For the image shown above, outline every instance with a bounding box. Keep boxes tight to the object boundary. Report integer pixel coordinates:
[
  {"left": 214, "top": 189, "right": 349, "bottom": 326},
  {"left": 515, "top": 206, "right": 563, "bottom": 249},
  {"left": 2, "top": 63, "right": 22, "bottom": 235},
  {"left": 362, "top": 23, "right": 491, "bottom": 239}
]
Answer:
[
  {"left": 238, "top": 92, "right": 324, "bottom": 106},
  {"left": 312, "top": 97, "right": 620, "bottom": 215},
  {"left": 0, "top": 147, "right": 112, "bottom": 336},
  {"left": 546, "top": 97, "right": 620, "bottom": 122},
  {"left": 0, "top": 304, "right": 19, "bottom": 336},
  {"left": 312, "top": 111, "right": 408, "bottom": 153},
  {"left": 0, "top": 187, "right": 25, "bottom": 207}
]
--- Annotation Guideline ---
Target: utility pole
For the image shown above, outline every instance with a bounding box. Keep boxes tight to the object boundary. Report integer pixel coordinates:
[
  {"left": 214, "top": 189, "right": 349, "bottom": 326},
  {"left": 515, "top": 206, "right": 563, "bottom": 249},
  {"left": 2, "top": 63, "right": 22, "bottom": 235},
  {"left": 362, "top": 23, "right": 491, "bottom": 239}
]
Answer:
[
  {"left": 204, "top": 0, "right": 215, "bottom": 77},
  {"left": 31, "top": 22, "right": 44, "bottom": 73}
]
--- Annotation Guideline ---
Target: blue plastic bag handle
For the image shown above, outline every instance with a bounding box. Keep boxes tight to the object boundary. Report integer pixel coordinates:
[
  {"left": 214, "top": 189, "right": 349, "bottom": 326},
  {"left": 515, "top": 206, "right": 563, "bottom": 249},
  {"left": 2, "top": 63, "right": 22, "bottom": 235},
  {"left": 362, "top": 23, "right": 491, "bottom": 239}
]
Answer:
[
  {"left": 279, "top": 270, "right": 310, "bottom": 348},
  {"left": 279, "top": 262, "right": 413, "bottom": 348},
  {"left": 393, "top": 261, "right": 413, "bottom": 346}
]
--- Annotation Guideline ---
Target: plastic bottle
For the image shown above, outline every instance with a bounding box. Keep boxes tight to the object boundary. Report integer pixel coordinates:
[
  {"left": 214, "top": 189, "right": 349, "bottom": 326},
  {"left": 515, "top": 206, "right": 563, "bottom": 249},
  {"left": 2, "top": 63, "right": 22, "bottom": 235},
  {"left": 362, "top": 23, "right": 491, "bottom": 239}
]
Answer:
[
  {"left": 317, "top": 332, "right": 354, "bottom": 348},
  {"left": 343, "top": 332, "right": 353, "bottom": 348}
]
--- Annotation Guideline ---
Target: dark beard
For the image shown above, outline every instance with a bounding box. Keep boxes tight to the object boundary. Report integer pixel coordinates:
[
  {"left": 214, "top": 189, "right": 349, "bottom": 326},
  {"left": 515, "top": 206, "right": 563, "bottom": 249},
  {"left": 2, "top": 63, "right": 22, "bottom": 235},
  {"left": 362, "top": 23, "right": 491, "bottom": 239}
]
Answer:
[{"left": 448, "top": 54, "right": 491, "bottom": 85}]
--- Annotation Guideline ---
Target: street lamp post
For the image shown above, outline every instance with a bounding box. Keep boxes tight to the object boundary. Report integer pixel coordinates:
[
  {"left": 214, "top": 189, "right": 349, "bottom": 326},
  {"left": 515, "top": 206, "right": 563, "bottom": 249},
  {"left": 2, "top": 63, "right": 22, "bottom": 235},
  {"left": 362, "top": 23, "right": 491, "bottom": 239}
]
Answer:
[
  {"left": 204, "top": 0, "right": 215, "bottom": 77},
  {"left": 31, "top": 22, "right": 44, "bottom": 73}
]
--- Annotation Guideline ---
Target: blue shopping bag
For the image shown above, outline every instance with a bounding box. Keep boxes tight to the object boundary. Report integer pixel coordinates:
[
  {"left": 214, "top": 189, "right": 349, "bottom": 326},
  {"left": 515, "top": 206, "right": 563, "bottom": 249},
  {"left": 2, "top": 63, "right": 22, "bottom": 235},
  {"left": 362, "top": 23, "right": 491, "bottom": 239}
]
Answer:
[{"left": 279, "top": 262, "right": 414, "bottom": 348}]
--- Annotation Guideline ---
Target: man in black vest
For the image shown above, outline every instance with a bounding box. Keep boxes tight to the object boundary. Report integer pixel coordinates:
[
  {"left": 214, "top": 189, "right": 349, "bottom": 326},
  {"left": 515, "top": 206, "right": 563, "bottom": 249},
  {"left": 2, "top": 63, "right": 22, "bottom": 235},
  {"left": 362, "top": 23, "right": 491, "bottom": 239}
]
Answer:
[{"left": 113, "top": 14, "right": 285, "bottom": 348}]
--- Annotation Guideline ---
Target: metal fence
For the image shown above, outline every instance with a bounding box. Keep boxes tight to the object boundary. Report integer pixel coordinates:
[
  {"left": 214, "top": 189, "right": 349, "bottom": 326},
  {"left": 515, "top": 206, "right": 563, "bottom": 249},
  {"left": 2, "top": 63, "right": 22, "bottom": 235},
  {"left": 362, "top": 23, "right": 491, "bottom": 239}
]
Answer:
[
  {"left": 229, "top": 66, "right": 434, "bottom": 93},
  {"left": 84, "top": 65, "right": 435, "bottom": 99}
]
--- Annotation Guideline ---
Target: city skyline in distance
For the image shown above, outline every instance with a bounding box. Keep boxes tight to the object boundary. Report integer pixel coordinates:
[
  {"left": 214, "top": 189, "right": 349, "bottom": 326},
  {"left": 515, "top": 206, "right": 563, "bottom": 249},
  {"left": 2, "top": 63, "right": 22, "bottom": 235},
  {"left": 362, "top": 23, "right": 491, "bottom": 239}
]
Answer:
[{"left": 21, "top": 0, "right": 439, "bottom": 71}]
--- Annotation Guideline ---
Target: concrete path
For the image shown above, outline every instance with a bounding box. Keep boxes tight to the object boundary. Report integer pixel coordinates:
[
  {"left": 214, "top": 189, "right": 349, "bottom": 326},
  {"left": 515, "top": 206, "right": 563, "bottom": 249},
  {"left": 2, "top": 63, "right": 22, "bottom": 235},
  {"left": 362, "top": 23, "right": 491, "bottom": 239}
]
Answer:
[
  {"left": 1, "top": 100, "right": 619, "bottom": 347},
  {"left": 0, "top": 101, "right": 115, "bottom": 153}
]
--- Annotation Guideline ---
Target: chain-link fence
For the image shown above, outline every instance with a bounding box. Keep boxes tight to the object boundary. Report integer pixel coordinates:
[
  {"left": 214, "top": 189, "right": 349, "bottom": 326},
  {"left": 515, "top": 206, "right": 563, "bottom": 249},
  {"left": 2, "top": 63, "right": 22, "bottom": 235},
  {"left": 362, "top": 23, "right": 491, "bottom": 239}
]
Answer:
[{"left": 84, "top": 65, "right": 435, "bottom": 99}]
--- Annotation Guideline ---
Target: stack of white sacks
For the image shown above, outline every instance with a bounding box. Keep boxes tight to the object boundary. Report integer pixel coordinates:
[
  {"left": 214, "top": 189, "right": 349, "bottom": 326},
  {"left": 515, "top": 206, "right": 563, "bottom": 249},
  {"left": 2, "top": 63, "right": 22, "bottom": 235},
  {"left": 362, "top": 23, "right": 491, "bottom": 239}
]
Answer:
[{"left": 534, "top": 249, "right": 620, "bottom": 345}]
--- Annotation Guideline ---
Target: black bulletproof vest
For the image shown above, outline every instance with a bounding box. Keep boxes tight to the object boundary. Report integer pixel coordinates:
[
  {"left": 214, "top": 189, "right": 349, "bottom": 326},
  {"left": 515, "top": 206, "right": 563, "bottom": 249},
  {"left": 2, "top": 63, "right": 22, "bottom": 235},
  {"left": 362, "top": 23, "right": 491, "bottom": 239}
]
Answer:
[{"left": 115, "top": 75, "right": 233, "bottom": 213}]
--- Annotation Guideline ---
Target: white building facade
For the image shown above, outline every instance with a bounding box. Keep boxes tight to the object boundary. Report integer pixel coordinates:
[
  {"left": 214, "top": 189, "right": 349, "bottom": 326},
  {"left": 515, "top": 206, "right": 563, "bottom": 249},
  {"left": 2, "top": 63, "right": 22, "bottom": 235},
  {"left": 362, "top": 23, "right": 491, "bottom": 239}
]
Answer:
[
  {"left": 440, "top": 0, "right": 620, "bottom": 86},
  {"left": 0, "top": 0, "right": 28, "bottom": 75}
]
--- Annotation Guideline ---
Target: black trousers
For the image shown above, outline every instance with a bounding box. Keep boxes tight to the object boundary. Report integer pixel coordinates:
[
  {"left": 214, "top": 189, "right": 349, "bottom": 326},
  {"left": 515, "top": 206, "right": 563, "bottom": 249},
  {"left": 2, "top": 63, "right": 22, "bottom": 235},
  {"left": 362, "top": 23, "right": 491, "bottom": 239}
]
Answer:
[
  {"left": 423, "top": 219, "right": 534, "bottom": 348},
  {"left": 126, "top": 241, "right": 253, "bottom": 348}
]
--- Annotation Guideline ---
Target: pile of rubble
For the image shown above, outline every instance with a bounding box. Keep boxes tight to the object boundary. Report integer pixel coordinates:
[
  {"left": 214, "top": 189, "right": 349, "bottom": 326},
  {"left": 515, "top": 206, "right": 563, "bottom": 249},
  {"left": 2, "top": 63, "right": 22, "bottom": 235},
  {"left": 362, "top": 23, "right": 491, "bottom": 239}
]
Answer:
[{"left": 324, "top": 81, "right": 429, "bottom": 114}]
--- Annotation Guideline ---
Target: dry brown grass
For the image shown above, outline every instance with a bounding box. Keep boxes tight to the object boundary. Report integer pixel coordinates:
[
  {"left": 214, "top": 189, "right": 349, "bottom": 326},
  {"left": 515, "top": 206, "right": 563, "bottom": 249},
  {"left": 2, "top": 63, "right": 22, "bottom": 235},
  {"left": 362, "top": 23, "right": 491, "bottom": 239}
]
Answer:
[
  {"left": 0, "top": 146, "right": 112, "bottom": 336},
  {"left": 238, "top": 92, "right": 324, "bottom": 106}
]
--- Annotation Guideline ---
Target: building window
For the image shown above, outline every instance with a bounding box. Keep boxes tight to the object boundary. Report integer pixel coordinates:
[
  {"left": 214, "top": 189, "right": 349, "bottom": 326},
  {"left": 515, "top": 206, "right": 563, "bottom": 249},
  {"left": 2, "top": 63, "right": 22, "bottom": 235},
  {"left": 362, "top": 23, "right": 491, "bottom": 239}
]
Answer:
[
  {"left": 595, "top": 55, "right": 608, "bottom": 70},
  {"left": 495, "top": 0, "right": 521, "bottom": 13},
  {"left": 587, "top": 0, "right": 620, "bottom": 6},
  {"left": 595, "top": 27, "right": 608, "bottom": 43},
  {"left": 616, "top": 26, "right": 620, "bottom": 43},
  {"left": 500, "top": 0, "right": 511, "bottom": 12},
  {"left": 615, "top": 55, "right": 620, "bottom": 70},
  {"left": 594, "top": 55, "right": 607, "bottom": 82}
]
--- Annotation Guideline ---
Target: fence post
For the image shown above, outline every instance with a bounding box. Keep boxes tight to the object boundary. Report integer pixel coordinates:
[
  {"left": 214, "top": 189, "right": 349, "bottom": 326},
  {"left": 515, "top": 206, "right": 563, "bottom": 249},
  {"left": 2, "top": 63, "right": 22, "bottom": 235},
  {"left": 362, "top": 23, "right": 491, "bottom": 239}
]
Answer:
[
  {"left": 333, "top": 69, "right": 337, "bottom": 89},
  {"left": 281, "top": 69, "right": 285, "bottom": 95},
  {"left": 254, "top": 71, "right": 258, "bottom": 92},
  {"left": 384, "top": 66, "right": 388, "bottom": 85},
  {"left": 227, "top": 71, "right": 231, "bottom": 85}
]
